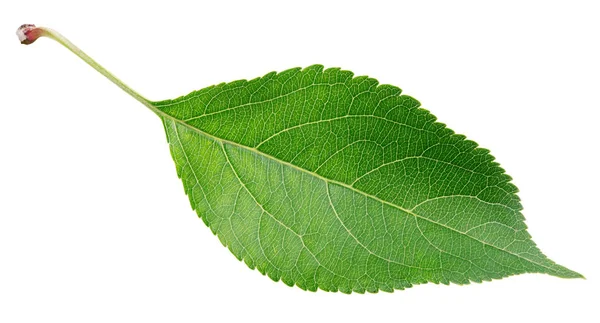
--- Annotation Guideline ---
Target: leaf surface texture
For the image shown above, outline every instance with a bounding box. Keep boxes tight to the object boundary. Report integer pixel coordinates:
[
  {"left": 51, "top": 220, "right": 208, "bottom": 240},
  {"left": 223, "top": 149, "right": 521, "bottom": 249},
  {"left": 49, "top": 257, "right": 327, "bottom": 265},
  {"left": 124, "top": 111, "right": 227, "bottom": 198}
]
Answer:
[{"left": 154, "top": 65, "right": 580, "bottom": 293}]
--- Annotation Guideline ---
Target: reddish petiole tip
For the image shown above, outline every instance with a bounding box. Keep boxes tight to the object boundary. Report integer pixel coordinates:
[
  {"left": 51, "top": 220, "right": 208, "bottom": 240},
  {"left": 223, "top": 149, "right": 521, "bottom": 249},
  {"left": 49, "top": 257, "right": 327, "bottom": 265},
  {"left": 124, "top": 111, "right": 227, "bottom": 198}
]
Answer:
[{"left": 17, "top": 24, "right": 47, "bottom": 45}]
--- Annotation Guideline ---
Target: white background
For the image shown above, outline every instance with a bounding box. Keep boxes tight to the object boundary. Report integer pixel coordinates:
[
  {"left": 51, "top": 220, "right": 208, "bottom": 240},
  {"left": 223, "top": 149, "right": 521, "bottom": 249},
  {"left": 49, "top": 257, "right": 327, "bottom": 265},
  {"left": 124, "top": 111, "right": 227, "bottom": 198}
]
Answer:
[{"left": 1, "top": 1, "right": 598, "bottom": 322}]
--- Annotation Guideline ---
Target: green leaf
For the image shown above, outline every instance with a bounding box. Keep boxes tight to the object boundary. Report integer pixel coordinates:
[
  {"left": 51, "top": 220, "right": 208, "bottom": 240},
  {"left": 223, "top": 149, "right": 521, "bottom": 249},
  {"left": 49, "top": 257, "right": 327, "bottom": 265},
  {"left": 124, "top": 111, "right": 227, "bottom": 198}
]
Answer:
[
  {"left": 19, "top": 25, "right": 582, "bottom": 293},
  {"left": 155, "top": 65, "right": 581, "bottom": 292}
]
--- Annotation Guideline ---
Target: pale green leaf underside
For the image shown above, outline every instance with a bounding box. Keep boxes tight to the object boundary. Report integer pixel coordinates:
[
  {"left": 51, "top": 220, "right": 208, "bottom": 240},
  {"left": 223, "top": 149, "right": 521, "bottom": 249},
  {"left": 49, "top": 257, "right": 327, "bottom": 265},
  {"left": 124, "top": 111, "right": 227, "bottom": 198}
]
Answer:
[{"left": 154, "top": 65, "right": 580, "bottom": 293}]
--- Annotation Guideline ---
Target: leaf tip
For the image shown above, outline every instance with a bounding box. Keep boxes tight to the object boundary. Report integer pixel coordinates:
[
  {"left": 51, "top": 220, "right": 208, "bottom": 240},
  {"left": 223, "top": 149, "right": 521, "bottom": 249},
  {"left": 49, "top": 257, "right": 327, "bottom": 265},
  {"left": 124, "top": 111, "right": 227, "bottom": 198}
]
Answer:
[
  {"left": 568, "top": 270, "right": 586, "bottom": 280},
  {"left": 16, "top": 24, "right": 46, "bottom": 45},
  {"left": 548, "top": 263, "right": 585, "bottom": 280}
]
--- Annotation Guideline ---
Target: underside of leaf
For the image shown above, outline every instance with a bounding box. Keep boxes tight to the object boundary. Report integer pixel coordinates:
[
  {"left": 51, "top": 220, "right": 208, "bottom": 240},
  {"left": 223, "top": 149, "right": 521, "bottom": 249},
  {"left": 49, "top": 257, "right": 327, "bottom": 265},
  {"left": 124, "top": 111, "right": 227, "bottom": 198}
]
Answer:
[{"left": 155, "top": 65, "right": 582, "bottom": 293}]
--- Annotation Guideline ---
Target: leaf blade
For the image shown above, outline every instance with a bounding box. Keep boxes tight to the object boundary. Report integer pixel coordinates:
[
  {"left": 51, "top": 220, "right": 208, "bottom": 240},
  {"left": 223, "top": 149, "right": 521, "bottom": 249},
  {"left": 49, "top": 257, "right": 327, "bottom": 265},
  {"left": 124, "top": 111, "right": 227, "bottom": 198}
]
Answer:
[{"left": 157, "top": 65, "right": 582, "bottom": 292}]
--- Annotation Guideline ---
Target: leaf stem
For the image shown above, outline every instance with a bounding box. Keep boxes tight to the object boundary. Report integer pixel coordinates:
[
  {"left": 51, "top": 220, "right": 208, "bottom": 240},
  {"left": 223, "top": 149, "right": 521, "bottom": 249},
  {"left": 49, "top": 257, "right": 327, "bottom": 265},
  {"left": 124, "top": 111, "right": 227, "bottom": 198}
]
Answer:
[{"left": 16, "top": 24, "right": 160, "bottom": 114}]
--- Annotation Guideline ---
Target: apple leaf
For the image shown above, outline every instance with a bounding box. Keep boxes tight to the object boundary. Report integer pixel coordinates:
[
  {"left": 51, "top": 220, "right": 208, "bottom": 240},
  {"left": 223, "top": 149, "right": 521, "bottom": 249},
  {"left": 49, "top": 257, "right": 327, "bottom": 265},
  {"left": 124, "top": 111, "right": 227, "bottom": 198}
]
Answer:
[{"left": 18, "top": 24, "right": 582, "bottom": 293}]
